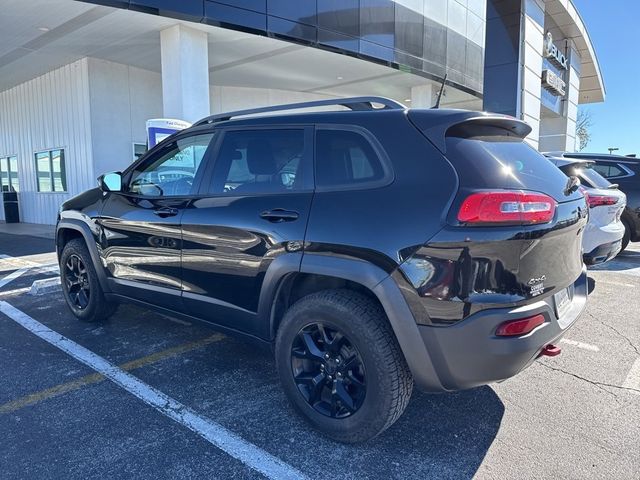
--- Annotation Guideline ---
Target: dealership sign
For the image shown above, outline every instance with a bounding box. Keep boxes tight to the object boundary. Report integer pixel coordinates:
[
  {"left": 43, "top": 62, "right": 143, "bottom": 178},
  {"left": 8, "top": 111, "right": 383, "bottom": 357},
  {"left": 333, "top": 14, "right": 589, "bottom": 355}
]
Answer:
[
  {"left": 541, "top": 69, "right": 566, "bottom": 97},
  {"left": 543, "top": 32, "right": 568, "bottom": 70}
]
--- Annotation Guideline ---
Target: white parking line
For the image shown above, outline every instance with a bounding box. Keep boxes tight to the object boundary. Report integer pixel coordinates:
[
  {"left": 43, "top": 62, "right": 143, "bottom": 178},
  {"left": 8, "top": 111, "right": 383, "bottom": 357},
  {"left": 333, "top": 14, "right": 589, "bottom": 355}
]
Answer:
[
  {"left": 622, "top": 358, "right": 640, "bottom": 396},
  {"left": 0, "top": 268, "right": 30, "bottom": 289},
  {"left": 0, "top": 301, "right": 307, "bottom": 480},
  {"left": 560, "top": 338, "right": 600, "bottom": 352}
]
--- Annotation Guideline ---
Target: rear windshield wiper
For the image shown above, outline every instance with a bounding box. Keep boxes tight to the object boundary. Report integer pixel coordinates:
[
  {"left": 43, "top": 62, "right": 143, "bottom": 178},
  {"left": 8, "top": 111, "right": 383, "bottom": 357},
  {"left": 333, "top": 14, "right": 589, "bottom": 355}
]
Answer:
[
  {"left": 564, "top": 176, "right": 581, "bottom": 195},
  {"left": 608, "top": 183, "right": 619, "bottom": 190}
]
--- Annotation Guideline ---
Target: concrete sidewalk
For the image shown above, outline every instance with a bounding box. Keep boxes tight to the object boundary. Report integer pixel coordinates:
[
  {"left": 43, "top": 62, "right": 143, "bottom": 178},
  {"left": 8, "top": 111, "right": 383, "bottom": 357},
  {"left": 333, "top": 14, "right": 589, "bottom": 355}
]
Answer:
[{"left": 0, "top": 222, "right": 55, "bottom": 240}]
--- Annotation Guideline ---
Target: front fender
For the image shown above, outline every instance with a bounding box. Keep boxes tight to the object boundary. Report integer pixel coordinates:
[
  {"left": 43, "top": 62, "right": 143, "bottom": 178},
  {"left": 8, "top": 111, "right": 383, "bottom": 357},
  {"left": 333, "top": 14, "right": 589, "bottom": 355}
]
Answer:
[{"left": 56, "top": 218, "right": 111, "bottom": 293}]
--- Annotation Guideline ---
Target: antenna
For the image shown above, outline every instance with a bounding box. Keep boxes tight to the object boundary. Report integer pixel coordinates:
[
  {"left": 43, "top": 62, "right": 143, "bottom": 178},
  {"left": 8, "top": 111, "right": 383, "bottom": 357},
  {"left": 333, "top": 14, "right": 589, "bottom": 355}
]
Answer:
[{"left": 432, "top": 74, "right": 448, "bottom": 109}]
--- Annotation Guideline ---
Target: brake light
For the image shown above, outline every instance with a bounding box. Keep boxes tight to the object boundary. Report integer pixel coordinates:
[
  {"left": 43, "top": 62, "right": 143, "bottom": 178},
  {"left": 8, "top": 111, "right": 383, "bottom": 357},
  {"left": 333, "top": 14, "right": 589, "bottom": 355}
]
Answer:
[
  {"left": 586, "top": 194, "right": 619, "bottom": 208},
  {"left": 457, "top": 191, "right": 556, "bottom": 225},
  {"left": 495, "top": 314, "right": 545, "bottom": 337}
]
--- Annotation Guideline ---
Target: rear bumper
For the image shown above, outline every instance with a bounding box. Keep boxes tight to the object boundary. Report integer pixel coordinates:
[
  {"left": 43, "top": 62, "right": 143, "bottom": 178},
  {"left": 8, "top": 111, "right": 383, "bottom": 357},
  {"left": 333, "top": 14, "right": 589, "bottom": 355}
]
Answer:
[
  {"left": 583, "top": 239, "right": 622, "bottom": 265},
  {"left": 411, "top": 267, "right": 588, "bottom": 391}
]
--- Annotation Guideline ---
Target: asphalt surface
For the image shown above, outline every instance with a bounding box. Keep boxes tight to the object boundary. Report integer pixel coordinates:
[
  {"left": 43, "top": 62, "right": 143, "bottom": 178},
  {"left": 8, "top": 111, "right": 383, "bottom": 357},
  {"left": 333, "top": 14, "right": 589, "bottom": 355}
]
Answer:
[{"left": 0, "top": 233, "right": 638, "bottom": 479}]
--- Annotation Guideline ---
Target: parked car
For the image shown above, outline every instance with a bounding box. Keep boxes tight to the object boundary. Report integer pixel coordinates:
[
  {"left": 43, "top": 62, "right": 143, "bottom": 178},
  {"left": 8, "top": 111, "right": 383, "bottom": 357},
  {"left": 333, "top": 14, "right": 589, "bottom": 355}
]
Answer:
[
  {"left": 545, "top": 152, "right": 640, "bottom": 251},
  {"left": 57, "top": 98, "right": 589, "bottom": 443},
  {"left": 546, "top": 157, "right": 626, "bottom": 265}
]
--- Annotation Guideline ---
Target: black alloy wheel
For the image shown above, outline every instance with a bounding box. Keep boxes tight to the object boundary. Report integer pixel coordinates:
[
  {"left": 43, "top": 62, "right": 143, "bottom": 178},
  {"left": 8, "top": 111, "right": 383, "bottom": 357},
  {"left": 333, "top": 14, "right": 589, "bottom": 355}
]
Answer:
[
  {"left": 291, "top": 322, "right": 366, "bottom": 419},
  {"left": 64, "top": 254, "right": 91, "bottom": 310}
]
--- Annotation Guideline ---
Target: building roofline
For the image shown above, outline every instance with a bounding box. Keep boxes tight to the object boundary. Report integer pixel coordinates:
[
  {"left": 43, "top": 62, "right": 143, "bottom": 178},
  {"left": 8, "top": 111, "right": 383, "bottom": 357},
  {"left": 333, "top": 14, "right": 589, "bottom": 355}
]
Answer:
[{"left": 545, "top": 0, "right": 606, "bottom": 104}]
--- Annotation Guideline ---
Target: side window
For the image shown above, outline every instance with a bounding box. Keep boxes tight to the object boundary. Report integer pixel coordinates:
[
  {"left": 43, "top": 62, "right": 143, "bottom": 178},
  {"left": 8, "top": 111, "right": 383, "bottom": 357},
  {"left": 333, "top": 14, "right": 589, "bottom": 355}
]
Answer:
[
  {"left": 128, "top": 133, "right": 214, "bottom": 197},
  {"left": 592, "top": 163, "right": 626, "bottom": 178},
  {"left": 315, "top": 129, "right": 387, "bottom": 189},
  {"left": 209, "top": 129, "right": 305, "bottom": 195}
]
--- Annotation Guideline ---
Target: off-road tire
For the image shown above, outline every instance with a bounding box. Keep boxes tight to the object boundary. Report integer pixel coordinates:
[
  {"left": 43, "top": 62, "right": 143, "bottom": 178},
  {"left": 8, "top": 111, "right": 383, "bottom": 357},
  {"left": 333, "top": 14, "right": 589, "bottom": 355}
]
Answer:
[
  {"left": 275, "top": 289, "right": 413, "bottom": 443},
  {"left": 60, "top": 238, "right": 117, "bottom": 322}
]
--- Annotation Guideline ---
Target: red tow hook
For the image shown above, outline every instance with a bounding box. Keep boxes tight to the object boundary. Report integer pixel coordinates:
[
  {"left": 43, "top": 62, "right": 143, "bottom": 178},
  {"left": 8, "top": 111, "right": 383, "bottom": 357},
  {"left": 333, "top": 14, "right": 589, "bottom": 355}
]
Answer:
[{"left": 539, "top": 344, "right": 562, "bottom": 357}]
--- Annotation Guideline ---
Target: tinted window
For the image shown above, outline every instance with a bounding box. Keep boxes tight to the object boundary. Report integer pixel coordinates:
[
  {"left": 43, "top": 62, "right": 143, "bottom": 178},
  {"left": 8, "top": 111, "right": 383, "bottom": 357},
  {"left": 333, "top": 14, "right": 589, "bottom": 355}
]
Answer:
[
  {"left": 591, "top": 163, "right": 627, "bottom": 179},
  {"left": 316, "top": 130, "right": 386, "bottom": 188},
  {"left": 560, "top": 165, "right": 611, "bottom": 189},
  {"left": 129, "top": 133, "right": 214, "bottom": 197},
  {"left": 210, "top": 129, "right": 305, "bottom": 195},
  {"left": 445, "top": 136, "right": 578, "bottom": 202}
]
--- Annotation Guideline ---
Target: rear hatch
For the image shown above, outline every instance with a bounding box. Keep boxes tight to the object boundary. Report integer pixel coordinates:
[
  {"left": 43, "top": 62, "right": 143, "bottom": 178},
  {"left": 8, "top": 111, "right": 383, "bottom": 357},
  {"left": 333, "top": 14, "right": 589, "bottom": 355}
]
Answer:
[{"left": 406, "top": 112, "right": 588, "bottom": 322}]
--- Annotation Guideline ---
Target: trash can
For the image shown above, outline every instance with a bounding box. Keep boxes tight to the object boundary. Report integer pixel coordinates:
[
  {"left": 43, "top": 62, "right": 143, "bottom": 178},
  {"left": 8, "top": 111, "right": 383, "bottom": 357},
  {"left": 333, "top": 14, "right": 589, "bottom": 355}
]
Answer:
[{"left": 2, "top": 191, "right": 20, "bottom": 223}]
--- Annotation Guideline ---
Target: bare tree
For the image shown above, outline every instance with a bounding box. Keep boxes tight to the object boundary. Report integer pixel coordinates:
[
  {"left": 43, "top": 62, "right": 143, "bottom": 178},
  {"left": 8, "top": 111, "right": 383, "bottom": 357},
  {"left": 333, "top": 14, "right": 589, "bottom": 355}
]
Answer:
[{"left": 576, "top": 109, "right": 593, "bottom": 152}]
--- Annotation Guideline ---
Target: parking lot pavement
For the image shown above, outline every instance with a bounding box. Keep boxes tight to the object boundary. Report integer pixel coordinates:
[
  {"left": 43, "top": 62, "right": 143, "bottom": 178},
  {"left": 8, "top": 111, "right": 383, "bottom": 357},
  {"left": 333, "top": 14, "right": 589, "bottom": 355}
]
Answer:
[{"left": 0, "top": 234, "right": 639, "bottom": 479}]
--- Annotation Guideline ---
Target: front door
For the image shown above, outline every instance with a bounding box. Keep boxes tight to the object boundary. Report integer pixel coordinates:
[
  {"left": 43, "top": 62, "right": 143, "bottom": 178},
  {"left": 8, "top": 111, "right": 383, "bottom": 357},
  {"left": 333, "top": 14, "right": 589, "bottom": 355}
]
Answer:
[
  {"left": 180, "top": 126, "right": 314, "bottom": 336},
  {"left": 98, "top": 130, "right": 216, "bottom": 309}
]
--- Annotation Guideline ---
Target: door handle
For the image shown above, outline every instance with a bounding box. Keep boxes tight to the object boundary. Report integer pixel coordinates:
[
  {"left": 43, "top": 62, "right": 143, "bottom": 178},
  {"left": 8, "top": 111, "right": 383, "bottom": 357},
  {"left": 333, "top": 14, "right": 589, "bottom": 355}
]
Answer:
[
  {"left": 153, "top": 207, "right": 179, "bottom": 218},
  {"left": 260, "top": 209, "right": 299, "bottom": 223}
]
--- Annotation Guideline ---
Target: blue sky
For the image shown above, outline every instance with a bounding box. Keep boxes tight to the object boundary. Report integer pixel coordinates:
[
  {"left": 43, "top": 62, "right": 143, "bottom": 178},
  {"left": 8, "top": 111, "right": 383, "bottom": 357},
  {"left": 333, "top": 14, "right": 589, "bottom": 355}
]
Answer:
[{"left": 573, "top": 0, "right": 639, "bottom": 155}]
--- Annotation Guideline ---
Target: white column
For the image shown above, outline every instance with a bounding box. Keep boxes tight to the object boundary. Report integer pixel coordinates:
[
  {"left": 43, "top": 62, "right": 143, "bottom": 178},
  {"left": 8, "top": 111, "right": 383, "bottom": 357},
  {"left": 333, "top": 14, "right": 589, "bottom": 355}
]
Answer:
[
  {"left": 519, "top": 0, "right": 546, "bottom": 150},
  {"left": 411, "top": 84, "right": 435, "bottom": 108},
  {"left": 160, "top": 25, "right": 210, "bottom": 123}
]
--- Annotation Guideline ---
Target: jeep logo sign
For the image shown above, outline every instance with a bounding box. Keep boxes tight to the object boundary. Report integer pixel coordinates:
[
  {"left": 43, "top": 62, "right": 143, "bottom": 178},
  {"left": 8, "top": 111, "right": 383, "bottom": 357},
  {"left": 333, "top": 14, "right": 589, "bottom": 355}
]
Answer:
[{"left": 543, "top": 32, "right": 569, "bottom": 70}]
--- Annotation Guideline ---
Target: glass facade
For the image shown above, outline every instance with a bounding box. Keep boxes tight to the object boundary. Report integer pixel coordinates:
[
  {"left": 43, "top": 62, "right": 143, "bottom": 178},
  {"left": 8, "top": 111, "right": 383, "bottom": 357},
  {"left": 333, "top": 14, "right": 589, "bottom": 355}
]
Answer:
[{"left": 90, "top": 0, "right": 486, "bottom": 96}]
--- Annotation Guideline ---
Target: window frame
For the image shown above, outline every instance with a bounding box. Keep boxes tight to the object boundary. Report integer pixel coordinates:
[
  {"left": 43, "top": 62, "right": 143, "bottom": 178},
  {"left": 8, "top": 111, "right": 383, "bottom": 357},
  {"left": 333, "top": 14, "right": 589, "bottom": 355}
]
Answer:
[
  {"left": 313, "top": 124, "right": 394, "bottom": 192},
  {"left": 34, "top": 148, "right": 67, "bottom": 193},
  {"left": 0, "top": 154, "right": 19, "bottom": 193},
  {"left": 196, "top": 124, "right": 315, "bottom": 197},
  {"left": 120, "top": 127, "right": 218, "bottom": 199}
]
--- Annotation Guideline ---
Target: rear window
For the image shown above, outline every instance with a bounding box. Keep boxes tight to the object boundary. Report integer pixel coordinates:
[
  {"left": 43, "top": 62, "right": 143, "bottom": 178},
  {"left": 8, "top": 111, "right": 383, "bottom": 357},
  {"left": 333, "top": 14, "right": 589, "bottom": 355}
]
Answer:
[
  {"left": 560, "top": 165, "right": 611, "bottom": 189},
  {"left": 591, "top": 163, "right": 628, "bottom": 179},
  {"left": 445, "top": 136, "right": 577, "bottom": 202}
]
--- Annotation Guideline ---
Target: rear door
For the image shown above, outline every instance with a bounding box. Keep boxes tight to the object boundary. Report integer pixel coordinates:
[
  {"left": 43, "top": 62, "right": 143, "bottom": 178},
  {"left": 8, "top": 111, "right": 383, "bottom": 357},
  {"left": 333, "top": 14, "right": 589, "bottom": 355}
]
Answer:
[
  {"left": 180, "top": 126, "right": 314, "bottom": 336},
  {"left": 98, "top": 129, "right": 216, "bottom": 308}
]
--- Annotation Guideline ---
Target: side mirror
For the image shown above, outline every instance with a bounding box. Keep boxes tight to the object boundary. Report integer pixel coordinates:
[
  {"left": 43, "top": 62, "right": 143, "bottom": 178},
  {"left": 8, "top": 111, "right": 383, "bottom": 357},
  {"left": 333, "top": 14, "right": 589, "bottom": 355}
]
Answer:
[{"left": 98, "top": 172, "right": 122, "bottom": 192}]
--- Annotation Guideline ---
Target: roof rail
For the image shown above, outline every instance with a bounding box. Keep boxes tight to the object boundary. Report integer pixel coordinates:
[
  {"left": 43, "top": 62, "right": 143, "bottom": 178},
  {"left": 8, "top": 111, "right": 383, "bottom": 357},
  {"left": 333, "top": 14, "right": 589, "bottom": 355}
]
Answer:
[{"left": 193, "top": 96, "right": 405, "bottom": 126}]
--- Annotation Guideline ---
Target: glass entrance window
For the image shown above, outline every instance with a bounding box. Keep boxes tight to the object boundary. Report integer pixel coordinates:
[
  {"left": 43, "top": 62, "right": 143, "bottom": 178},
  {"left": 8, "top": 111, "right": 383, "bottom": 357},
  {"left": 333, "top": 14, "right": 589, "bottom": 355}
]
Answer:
[{"left": 0, "top": 156, "right": 20, "bottom": 192}]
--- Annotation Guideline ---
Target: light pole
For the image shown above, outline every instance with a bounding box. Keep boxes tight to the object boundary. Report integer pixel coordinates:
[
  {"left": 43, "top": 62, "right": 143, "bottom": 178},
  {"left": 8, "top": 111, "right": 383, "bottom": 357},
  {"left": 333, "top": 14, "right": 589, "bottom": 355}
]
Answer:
[{"left": 608, "top": 147, "right": 619, "bottom": 155}]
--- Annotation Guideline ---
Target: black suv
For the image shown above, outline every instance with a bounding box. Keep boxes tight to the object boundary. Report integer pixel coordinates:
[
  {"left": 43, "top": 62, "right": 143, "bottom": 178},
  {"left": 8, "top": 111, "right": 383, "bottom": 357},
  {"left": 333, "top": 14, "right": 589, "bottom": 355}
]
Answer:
[
  {"left": 57, "top": 97, "right": 588, "bottom": 443},
  {"left": 546, "top": 152, "right": 640, "bottom": 250}
]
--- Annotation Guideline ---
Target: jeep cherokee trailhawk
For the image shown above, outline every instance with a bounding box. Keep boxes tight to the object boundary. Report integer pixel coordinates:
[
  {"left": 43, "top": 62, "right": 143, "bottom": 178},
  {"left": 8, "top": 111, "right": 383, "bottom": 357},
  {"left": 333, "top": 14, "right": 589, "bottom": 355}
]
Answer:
[{"left": 57, "top": 97, "right": 589, "bottom": 443}]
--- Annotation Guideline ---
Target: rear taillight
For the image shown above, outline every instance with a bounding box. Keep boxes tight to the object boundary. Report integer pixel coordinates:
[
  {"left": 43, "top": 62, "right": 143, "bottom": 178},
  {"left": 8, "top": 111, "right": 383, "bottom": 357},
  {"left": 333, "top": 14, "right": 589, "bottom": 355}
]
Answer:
[
  {"left": 495, "top": 314, "right": 545, "bottom": 337},
  {"left": 585, "top": 193, "right": 619, "bottom": 208},
  {"left": 457, "top": 191, "right": 556, "bottom": 225}
]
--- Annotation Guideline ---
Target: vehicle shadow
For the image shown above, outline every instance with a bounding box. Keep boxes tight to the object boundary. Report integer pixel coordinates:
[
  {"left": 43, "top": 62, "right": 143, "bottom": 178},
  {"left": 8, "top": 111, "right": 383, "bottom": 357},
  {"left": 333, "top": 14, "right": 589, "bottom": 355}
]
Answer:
[
  {"left": 362, "top": 386, "right": 505, "bottom": 479},
  {"left": 186, "top": 337, "right": 505, "bottom": 480}
]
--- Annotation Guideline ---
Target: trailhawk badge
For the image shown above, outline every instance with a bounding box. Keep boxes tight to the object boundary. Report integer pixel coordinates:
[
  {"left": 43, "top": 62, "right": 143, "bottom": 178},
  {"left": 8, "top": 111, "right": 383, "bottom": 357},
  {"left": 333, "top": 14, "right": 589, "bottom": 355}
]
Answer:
[{"left": 528, "top": 275, "right": 546, "bottom": 296}]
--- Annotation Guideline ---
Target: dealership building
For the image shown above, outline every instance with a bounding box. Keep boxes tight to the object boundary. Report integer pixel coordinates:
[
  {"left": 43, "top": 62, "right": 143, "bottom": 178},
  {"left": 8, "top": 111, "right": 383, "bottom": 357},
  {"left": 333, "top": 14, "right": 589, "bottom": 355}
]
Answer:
[{"left": 0, "top": 0, "right": 605, "bottom": 225}]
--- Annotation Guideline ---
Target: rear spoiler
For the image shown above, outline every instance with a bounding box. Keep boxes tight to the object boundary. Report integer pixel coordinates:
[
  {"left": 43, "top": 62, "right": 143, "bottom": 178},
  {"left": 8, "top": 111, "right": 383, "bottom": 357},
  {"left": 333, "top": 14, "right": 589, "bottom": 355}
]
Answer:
[{"left": 407, "top": 110, "right": 532, "bottom": 153}]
